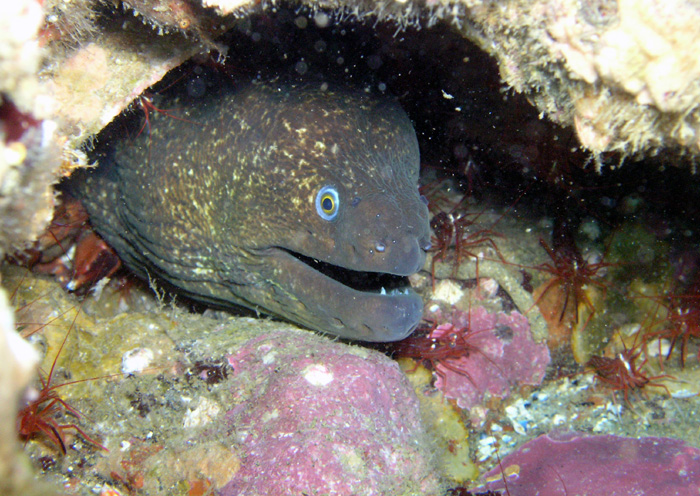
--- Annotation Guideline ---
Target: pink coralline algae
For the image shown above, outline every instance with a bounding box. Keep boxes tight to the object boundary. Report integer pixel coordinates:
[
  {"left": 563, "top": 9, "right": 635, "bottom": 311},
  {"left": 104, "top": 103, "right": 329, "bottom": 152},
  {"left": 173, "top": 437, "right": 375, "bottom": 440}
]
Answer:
[
  {"left": 222, "top": 329, "right": 441, "bottom": 496},
  {"left": 478, "top": 432, "right": 700, "bottom": 496},
  {"left": 431, "top": 306, "right": 550, "bottom": 410}
]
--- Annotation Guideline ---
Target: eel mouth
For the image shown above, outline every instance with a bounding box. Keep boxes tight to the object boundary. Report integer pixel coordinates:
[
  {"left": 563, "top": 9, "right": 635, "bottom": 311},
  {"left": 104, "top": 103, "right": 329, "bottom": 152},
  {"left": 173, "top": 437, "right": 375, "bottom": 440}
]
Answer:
[
  {"left": 261, "top": 246, "right": 424, "bottom": 341},
  {"left": 280, "top": 248, "right": 413, "bottom": 295}
]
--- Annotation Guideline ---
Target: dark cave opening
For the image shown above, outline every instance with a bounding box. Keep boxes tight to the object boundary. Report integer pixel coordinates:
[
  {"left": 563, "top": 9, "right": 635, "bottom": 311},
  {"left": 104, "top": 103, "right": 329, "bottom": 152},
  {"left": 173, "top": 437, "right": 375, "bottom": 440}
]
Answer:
[{"left": 90, "top": 2, "right": 700, "bottom": 259}]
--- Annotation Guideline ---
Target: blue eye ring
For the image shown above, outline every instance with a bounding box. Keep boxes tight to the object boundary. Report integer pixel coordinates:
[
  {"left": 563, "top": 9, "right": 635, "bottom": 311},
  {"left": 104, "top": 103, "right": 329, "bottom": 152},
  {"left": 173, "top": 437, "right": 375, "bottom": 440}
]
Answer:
[{"left": 315, "top": 186, "right": 339, "bottom": 221}]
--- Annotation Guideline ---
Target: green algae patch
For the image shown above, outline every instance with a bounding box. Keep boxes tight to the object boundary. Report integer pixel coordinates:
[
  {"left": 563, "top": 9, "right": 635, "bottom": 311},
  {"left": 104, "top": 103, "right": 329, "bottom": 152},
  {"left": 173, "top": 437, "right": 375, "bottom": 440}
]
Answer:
[
  {"left": 608, "top": 223, "right": 672, "bottom": 284},
  {"left": 2, "top": 265, "right": 177, "bottom": 383}
]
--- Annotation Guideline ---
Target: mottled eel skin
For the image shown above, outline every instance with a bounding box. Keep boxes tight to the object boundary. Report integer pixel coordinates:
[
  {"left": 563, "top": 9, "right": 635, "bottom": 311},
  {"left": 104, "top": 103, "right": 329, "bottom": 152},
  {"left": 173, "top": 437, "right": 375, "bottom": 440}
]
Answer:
[{"left": 74, "top": 81, "right": 431, "bottom": 341}]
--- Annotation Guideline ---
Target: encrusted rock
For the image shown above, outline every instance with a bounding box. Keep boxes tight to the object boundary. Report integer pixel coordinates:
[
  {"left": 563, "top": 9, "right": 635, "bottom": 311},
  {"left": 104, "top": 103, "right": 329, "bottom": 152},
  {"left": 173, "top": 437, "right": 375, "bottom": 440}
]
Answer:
[{"left": 224, "top": 329, "right": 442, "bottom": 496}]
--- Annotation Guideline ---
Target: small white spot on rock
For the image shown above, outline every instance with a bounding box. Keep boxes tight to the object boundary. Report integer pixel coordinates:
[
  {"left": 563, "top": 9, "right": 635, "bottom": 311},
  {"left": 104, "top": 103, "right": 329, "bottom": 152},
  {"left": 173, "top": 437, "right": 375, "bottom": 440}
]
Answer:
[
  {"left": 262, "top": 350, "right": 277, "bottom": 365},
  {"left": 302, "top": 364, "right": 334, "bottom": 386},
  {"left": 552, "top": 413, "right": 567, "bottom": 426},
  {"left": 121, "top": 348, "right": 154, "bottom": 375},
  {"left": 183, "top": 397, "right": 221, "bottom": 428},
  {"left": 645, "top": 338, "right": 670, "bottom": 358},
  {"left": 432, "top": 279, "right": 465, "bottom": 305},
  {"left": 478, "top": 277, "right": 500, "bottom": 298},
  {"left": 261, "top": 409, "right": 280, "bottom": 423}
]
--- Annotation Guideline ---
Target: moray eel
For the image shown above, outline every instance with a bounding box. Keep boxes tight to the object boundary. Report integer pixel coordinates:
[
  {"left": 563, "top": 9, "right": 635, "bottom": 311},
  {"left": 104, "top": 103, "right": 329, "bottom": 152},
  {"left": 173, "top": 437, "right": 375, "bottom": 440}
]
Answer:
[{"left": 73, "top": 81, "right": 431, "bottom": 341}]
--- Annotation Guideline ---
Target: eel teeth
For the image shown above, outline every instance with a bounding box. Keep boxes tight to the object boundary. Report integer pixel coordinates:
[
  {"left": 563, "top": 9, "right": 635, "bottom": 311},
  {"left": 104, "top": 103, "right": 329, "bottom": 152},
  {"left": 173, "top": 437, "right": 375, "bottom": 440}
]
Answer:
[{"left": 379, "top": 287, "right": 411, "bottom": 296}]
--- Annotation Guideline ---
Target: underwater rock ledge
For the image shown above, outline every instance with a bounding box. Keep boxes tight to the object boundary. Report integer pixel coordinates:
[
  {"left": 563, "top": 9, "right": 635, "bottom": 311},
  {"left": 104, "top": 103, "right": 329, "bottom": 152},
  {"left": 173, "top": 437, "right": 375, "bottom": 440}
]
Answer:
[{"left": 31, "top": 0, "right": 700, "bottom": 163}]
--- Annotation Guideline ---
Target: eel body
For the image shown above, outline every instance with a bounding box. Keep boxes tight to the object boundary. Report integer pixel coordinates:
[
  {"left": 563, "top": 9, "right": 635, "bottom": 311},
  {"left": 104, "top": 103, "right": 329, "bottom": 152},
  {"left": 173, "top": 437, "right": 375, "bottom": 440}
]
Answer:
[{"left": 74, "top": 81, "right": 431, "bottom": 341}]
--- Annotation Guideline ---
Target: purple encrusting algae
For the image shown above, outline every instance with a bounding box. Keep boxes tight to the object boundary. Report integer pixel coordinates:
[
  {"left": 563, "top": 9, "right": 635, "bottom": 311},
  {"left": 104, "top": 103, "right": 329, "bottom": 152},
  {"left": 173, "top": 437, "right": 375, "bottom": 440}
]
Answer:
[
  {"left": 478, "top": 432, "right": 700, "bottom": 496},
  {"left": 222, "top": 329, "right": 442, "bottom": 496}
]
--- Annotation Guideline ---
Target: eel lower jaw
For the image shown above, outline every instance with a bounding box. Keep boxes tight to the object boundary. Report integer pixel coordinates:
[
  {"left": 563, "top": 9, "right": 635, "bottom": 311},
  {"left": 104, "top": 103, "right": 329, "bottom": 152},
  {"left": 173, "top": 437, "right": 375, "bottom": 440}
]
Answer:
[{"left": 266, "top": 247, "right": 424, "bottom": 342}]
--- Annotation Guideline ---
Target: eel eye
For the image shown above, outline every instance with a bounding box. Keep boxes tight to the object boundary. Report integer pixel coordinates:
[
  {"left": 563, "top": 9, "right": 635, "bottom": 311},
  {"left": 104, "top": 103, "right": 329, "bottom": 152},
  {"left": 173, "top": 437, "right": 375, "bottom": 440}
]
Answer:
[{"left": 315, "top": 186, "right": 339, "bottom": 221}]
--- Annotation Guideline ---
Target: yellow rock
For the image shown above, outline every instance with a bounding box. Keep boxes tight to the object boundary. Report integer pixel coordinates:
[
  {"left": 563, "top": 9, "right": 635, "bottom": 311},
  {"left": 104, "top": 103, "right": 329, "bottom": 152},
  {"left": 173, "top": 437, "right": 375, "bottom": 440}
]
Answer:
[{"left": 398, "top": 358, "right": 478, "bottom": 484}]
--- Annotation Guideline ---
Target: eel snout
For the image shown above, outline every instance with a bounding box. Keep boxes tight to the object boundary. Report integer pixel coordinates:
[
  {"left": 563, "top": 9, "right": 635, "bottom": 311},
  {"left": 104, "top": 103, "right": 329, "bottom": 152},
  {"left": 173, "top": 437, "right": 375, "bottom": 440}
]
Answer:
[
  {"left": 337, "top": 193, "right": 431, "bottom": 277},
  {"left": 364, "top": 231, "right": 430, "bottom": 276}
]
